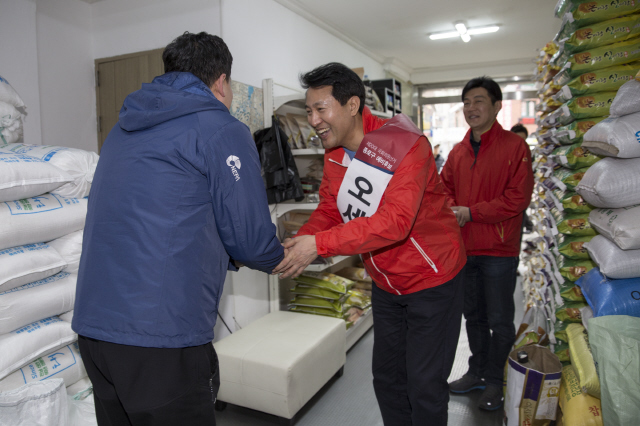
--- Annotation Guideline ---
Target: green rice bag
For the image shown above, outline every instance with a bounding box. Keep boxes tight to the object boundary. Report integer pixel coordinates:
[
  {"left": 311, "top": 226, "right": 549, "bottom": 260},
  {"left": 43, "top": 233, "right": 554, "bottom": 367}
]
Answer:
[
  {"left": 555, "top": 321, "right": 570, "bottom": 343},
  {"left": 559, "top": 1, "right": 640, "bottom": 39},
  {"left": 288, "top": 305, "right": 349, "bottom": 319},
  {"left": 290, "top": 285, "right": 343, "bottom": 301},
  {"left": 553, "top": 117, "right": 607, "bottom": 145},
  {"left": 557, "top": 234, "right": 595, "bottom": 259},
  {"left": 552, "top": 167, "right": 590, "bottom": 190},
  {"left": 560, "top": 14, "right": 640, "bottom": 57},
  {"left": 344, "top": 289, "right": 372, "bottom": 309},
  {"left": 554, "top": 61, "right": 640, "bottom": 102},
  {"left": 555, "top": 341, "right": 571, "bottom": 362},
  {"left": 289, "top": 295, "right": 343, "bottom": 312},
  {"left": 554, "top": 37, "right": 640, "bottom": 85},
  {"left": 555, "top": 300, "right": 588, "bottom": 322},
  {"left": 556, "top": 213, "right": 597, "bottom": 236},
  {"left": 561, "top": 284, "right": 588, "bottom": 302},
  {"left": 551, "top": 141, "right": 603, "bottom": 169},
  {"left": 552, "top": 91, "right": 617, "bottom": 125},
  {"left": 556, "top": 257, "right": 596, "bottom": 281},
  {"left": 294, "top": 272, "right": 354, "bottom": 294},
  {"left": 552, "top": 189, "right": 596, "bottom": 213}
]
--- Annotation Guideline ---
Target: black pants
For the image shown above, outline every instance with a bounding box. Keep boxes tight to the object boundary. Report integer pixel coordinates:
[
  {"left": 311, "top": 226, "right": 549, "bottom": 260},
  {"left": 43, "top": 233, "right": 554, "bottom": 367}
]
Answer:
[
  {"left": 78, "top": 335, "right": 219, "bottom": 426},
  {"left": 372, "top": 269, "right": 465, "bottom": 426},
  {"left": 463, "top": 255, "right": 518, "bottom": 386}
]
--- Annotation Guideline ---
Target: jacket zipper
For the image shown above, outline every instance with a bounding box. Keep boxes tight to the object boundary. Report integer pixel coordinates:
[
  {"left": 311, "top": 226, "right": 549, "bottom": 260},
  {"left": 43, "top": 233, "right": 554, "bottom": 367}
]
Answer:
[
  {"left": 496, "top": 223, "right": 505, "bottom": 242},
  {"left": 410, "top": 238, "right": 439, "bottom": 273},
  {"left": 369, "top": 252, "right": 400, "bottom": 295}
]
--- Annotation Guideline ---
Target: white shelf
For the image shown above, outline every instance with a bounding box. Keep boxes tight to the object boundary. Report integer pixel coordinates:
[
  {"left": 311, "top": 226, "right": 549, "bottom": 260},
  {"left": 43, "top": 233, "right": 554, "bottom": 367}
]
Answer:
[
  {"left": 346, "top": 308, "right": 373, "bottom": 351},
  {"left": 304, "top": 255, "right": 350, "bottom": 272},
  {"left": 292, "top": 148, "right": 325, "bottom": 156},
  {"left": 274, "top": 201, "right": 319, "bottom": 217}
]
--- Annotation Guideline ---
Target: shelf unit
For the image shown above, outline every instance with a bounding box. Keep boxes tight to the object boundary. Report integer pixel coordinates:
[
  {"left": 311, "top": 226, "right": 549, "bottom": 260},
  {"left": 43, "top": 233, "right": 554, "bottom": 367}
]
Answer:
[
  {"left": 369, "top": 78, "right": 402, "bottom": 116},
  {"left": 262, "top": 78, "right": 374, "bottom": 349}
]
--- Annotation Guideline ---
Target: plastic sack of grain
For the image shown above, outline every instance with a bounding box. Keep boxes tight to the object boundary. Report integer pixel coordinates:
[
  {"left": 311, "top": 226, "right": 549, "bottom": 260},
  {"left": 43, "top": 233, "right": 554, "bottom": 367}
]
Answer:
[
  {"left": 558, "top": 234, "right": 595, "bottom": 260},
  {"left": 557, "top": 257, "right": 596, "bottom": 282},
  {"left": 0, "top": 194, "right": 87, "bottom": 251},
  {"left": 0, "top": 379, "right": 68, "bottom": 426},
  {"left": 0, "top": 144, "right": 99, "bottom": 199},
  {"left": 0, "top": 342, "right": 86, "bottom": 393},
  {"left": 576, "top": 267, "right": 640, "bottom": 317},
  {"left": 0, "top": 74, "right": 25, "bottom": 108},
  {"left": 0, "top": 272, "right": 77, "bottom": 335},
  {"left": 558, "top": 365, "right": 603, "bottom": 426},
  {"left": 552, "top": 189, "right": 595, "bottom": 214},
  {"left": 0, "top": 152, "right": 73, "bottom": 203},
  {"left": 0, "top": 316, "right": 76, "bottom": 381},
  {"left": 559, "top": 14, "right": 640, "bottom": 57},
  {"left": 549, "top": 91, "right": 617, "bottom": 126},
  {"left": 0, "top": 243, "right": 66, "bottom": 293},
  {"left": 589, "top": 205, "right": 640, "bottom": 249},
  {"left": 575, "top": 157, "right": 640, "bottom": 208},
  {"left": 0, "top": 101, "right": 23, "bottom": 145},
  {"left": 567, "top": 323, "right": 600, "bottom": 398},
  {"left": 585, "top": 234, "right": 640, "bottom": 279},
  {"left": 550, "top": 167, "right": 590, "bottom": 192},
  {"left": 582, "top": 112, "right": 640, "bottom": 158},
  {"left": 554, "top": 212, "right": 597, "bottom": 237},
  {"left": 609, "top": 78, "right": 640, "bottom": 116},
  {"left": 554, "top": 38, "right": 640, "bottom": 85},
  {"left": 559, "top": 1, "right": 640, "bottom": 39},
  {"left": 553, "top": 61, "right": 640, "bottom": 103},
  {"left": 552, "top": 117, "right": 606, "bottom": 145},
  {"left": 550, "top": 142, "right": 602, "bottom": 169},
  {"left": 47, "top": 231, "right": 83, "bottom": 274}
]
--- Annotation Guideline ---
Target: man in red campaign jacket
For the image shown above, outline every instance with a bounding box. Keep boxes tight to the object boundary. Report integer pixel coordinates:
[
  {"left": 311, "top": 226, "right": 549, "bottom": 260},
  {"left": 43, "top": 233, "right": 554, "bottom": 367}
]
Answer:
[
  {"left": 273, "top": 63, "right": 466, "bottom": 426},
  {"left": 440, "top": 77, "right": 534, "bottom": 411}
]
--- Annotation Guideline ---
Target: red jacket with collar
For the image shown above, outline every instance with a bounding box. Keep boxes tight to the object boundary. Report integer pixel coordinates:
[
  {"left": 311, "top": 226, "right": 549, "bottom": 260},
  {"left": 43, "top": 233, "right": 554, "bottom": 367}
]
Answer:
[
  {"left": 296, "top": 108, "right": 466, "bottom": 295},
  {"left": 440, "top": 121, "right": 534, "bottom": 257}
]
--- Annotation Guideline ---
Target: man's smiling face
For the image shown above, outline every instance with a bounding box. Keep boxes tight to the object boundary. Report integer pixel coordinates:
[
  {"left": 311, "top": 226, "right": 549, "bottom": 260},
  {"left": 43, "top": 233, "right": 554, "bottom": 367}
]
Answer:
[{"left": 305, "top": 86, "right": 356, "bottom": 150}]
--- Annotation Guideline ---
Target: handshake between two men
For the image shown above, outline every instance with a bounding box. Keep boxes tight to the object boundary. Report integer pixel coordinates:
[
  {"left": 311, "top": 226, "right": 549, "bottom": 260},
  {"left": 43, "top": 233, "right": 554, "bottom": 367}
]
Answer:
[{"left": 271, "top": 235, "right": 318, "bottom": 279}]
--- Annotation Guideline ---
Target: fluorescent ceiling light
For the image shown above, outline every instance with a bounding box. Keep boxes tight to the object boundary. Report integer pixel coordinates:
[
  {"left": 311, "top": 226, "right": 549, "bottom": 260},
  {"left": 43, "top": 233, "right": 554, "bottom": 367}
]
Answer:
[
  {"left": 461, "top": 33, "right": 471, "bottom": 43},
  {"left": 467, "top": 26, "right": 500, "bottom": 35},
  {"left": 429, "top": 31, "right": 460, "bottom": 40},
  {"left": 455, "top": 23, "right": 468, "bottom": 34}
]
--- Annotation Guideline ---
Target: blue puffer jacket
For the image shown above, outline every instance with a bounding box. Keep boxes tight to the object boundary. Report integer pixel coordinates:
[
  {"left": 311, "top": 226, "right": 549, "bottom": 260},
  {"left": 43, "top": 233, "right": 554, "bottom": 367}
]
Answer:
[{"left": 72, "top": 72, "right": 284, "bottom": 348}]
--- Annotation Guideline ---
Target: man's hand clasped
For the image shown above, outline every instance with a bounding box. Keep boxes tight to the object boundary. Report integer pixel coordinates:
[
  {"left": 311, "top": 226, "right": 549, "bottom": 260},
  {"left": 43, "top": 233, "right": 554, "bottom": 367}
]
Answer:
[
  {"left": 272, "top": 235, "right": 318, "bottom": 279},
  {"left": 451, "top": 206, "right": 471, "bottom": 227}
]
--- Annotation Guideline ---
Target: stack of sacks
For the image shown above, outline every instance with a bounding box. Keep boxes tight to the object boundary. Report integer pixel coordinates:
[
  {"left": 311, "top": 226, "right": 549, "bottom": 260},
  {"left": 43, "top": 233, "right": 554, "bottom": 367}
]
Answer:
[
  {"left": 0, "top": 143, "right": 97, "bottom": 395},
  {"left": 288, "top": 271, "right": 371, "bottom": 329},
  {"left": 0, "top": 75, "right": 24, "bottom": 144}
]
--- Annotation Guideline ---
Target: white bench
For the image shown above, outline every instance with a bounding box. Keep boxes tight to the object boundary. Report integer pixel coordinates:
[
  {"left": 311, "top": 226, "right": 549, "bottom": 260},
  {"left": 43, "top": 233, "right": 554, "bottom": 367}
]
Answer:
[{"left": 213, "top": 311, "right": 346, "bottom": 425}]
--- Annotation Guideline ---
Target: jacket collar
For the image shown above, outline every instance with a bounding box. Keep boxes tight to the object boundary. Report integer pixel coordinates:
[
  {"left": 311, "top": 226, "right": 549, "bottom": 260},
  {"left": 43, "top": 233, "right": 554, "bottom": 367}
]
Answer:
[
  {"left": 463, "top": 120, "right": 503, "bottom": 153},
  {"left": 328, "top": 106, "right": 387, "bottom": 167}
]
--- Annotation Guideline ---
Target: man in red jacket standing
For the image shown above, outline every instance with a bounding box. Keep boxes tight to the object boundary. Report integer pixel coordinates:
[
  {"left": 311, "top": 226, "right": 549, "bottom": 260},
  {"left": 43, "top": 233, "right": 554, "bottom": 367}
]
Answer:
[
  {"left": 274, "top": 63, "right": 466, "bottom": 426},
  {"left": 441, "top": 77, "right": 534, "bottom": 411}
]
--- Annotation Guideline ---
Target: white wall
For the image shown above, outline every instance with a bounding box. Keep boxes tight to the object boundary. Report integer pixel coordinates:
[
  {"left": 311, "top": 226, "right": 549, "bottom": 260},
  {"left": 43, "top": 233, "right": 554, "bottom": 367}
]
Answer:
[
  {"left": 91, "top": 0, "right": 221, "bottom": 60},
  {"left": 0, "top": 0, "right": 42, "bottom": 145},
  {"left": 221, "top": 0, "right": 385, "bottom": 92},
  {"left": 36, "top": 0, "right": 97, "bottom": 152}
]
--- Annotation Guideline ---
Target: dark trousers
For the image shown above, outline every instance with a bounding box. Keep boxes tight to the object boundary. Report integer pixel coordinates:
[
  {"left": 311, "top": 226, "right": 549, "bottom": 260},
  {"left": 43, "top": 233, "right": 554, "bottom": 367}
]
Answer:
[
  {"left": 372, "top": 268, "right": 465, "bottom": 426},
  {"left": 78, "top": 335, "right": 219, "bottom": 426},
  {"left": 463, "top": 255, "right": 518, "bottom": 386}
]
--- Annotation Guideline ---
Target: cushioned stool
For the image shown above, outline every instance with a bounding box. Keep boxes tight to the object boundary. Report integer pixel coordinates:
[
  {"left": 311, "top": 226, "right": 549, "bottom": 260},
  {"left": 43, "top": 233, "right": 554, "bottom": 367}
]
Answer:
[{"left": 213, "top": 311, "right": 346, "bottom": 425}]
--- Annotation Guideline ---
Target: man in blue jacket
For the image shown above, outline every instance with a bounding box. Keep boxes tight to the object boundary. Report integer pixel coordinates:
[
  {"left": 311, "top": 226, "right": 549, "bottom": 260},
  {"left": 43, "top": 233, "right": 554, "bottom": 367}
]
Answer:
[{"left": 72, "top": 32, "right": 284, "bottom": 426}]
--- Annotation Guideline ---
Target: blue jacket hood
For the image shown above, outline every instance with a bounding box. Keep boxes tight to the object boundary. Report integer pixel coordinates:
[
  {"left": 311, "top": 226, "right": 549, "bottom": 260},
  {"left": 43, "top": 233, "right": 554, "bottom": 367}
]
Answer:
[{"left": 119, "top": 72, "right": 228, "bottom": 132}]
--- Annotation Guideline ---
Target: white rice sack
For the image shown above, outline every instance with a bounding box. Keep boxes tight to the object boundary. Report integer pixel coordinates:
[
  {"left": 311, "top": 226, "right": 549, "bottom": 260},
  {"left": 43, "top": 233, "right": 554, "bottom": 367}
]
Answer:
[
  {"left": 582, "top": 112, "right": 640, "bottom": 158},
  {"left": 0, "top": 272, "right": 77, "bottom": 335},
  {"left": 575, "top": 157, "right": 640, "bottom": 208},
  {"left": 586, "top": 235, "right": 640, "bottom": 279},
  {"left": 589, "top": 205, "right": 640, "bottom": 250},
  {"left": 47, "top": 230, "right": 83, "bottom": 274},
  {"left": 0, "top": 144, "right": 99, "bottom": 198},
  {"left": 0, "top": 74, "right": 25, "bottom": 108},
  {"left": 0, "top": 342, "right": 86, "bottom": 393},
  {"left": 0, "top": 101, "right": 23, "bottom": 145},
  {"left": 67, "top": 392, "right": 97, "bottom": 426},
  {"left": 0, "top": 194, "right": 87, "bottom": 251},
  {"left": 610, "top": 79, "right": 640, "bottom": 117},
  {"left": 0, "top": 379, "right": 68, "bottom": 426},
  {"left": 66, "top": 376, "right": 91, "bottom": 396},
  {"left": 58, "top": 311, "right": 73, "bottom": 323},
  {"left": 0, "top": 243, "right": 66, "bottom": 293},
  {"left": 0, "top": 316, "right": 76, "bottom": 381},
  {"left": 0, "top": 152, "right": 73, "bottom": 203}
]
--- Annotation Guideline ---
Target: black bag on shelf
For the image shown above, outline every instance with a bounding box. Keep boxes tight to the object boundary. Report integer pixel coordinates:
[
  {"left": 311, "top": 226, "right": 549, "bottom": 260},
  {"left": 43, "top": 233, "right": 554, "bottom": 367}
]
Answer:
[{"left": 253, "top": 115, "right": 305, "bottom": 204}]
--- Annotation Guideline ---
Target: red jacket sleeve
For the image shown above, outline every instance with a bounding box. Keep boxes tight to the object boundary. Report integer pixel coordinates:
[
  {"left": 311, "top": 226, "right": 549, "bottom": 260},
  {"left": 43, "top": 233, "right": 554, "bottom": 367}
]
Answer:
[
  {"left": 439, "top": 149, "right": 458, "bottom": 207},
  {"left": 313, "top": 139, "right": 431, "bottom": 257},
  {"left": 469, "top": 140, "right": 534, "bottom": 224}
]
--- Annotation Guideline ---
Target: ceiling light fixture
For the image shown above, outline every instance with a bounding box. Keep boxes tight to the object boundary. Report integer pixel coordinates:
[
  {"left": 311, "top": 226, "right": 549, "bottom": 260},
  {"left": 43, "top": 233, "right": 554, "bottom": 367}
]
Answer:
[{"left": 429, "top": 24, "right": 499, "bottom": 42}]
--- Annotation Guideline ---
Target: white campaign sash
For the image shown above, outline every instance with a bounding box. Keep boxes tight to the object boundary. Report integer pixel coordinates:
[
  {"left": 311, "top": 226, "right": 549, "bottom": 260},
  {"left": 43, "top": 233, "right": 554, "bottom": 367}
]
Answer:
[{"left": 336, "top": 114, "right": 422, "bottom": 223}]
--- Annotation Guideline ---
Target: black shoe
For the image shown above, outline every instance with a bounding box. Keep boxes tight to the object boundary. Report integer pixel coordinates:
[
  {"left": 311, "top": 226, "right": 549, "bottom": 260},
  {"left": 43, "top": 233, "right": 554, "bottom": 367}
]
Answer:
[
  {"left": 478, "top": 384, "right": 503, "bottom": 411},
  {"left": 449, "top": 374, "right": 486, "bottom": 394}
]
